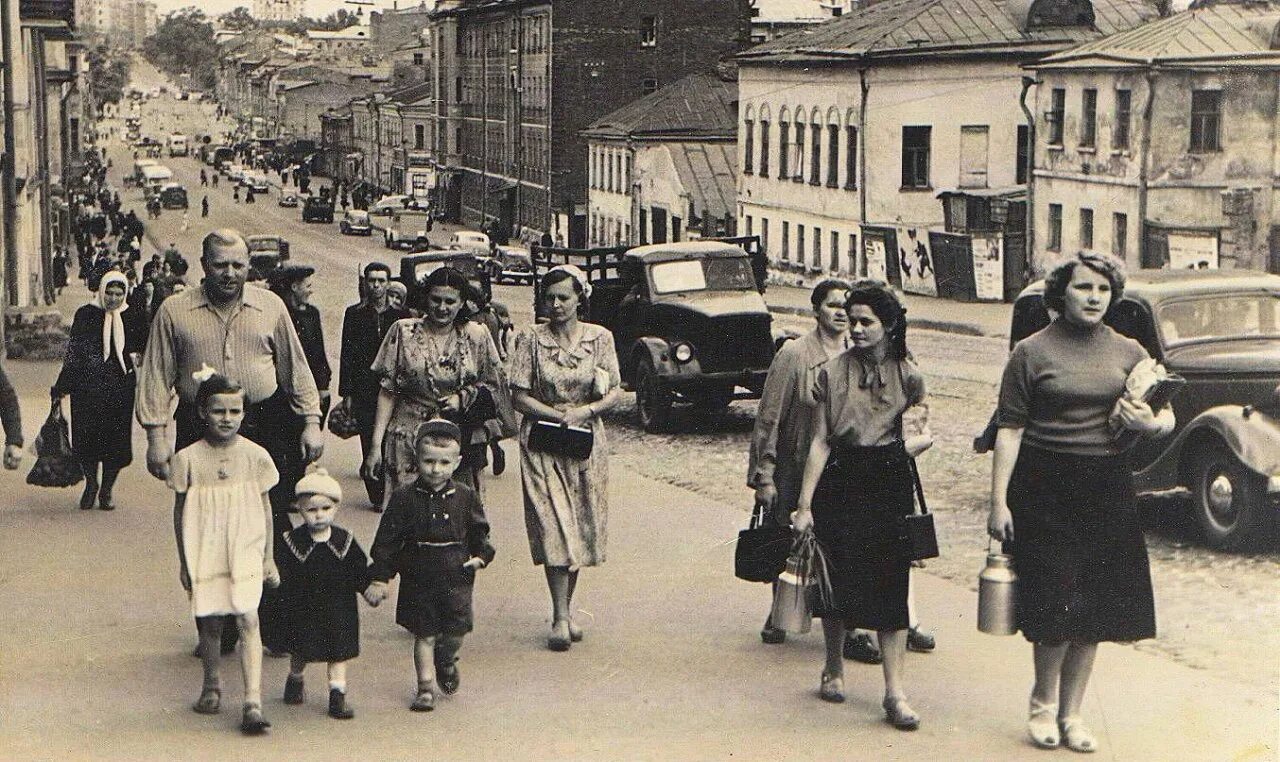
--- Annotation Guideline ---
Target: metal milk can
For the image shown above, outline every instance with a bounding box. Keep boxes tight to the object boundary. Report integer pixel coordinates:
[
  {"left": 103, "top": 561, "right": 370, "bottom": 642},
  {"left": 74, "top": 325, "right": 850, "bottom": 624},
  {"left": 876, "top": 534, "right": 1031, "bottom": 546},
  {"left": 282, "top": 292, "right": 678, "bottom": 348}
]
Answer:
[{"left": 977, "top": 550, "right": 1018, "bottom": 635}]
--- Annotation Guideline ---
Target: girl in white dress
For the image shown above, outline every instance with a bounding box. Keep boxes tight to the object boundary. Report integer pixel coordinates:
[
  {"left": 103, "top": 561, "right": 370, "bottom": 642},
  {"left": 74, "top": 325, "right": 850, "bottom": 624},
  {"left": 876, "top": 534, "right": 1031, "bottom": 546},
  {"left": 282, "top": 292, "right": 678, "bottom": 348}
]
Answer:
[{"left": 170, "top": 367, "right": 281, "bottom": 735}]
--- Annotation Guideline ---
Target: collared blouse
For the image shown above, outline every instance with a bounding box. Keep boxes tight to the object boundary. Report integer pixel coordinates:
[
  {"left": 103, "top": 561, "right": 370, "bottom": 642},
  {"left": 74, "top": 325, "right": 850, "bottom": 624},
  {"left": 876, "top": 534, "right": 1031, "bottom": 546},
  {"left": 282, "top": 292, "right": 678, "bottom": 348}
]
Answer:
[
  {"left": 508, "top": 322, "right": 620, "bottom": 409},
  {"left": 813, "top": 351, "right": 927, "bottom": 448}
]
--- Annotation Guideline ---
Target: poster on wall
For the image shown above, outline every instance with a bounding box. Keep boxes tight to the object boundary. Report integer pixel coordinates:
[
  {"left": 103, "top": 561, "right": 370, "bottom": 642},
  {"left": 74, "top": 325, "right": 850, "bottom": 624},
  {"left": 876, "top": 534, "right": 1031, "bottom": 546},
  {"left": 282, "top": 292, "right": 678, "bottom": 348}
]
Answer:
[
  {"left": 895, "top": 227, "right": 938, "bottom": 296},
  {"left": 1166, "top": 231, "right": 1219, "bottom": 270},
  {"left": 864, "top": 235, "right": 888, "bottom": 282},
  {"left": 971, "top": 232, "right": 1005, "bottom": 302}
]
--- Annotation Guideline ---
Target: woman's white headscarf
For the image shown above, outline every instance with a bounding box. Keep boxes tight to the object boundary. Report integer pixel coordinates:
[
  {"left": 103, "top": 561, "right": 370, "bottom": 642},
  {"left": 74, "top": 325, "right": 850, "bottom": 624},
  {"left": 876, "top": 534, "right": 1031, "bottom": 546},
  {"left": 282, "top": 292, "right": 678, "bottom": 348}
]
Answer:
[
  {"left": 546, "top": 264, "right": 592, "bottom": 299},
  {"left": 95, "top": 270, "right": 130, "bottom": 372}
]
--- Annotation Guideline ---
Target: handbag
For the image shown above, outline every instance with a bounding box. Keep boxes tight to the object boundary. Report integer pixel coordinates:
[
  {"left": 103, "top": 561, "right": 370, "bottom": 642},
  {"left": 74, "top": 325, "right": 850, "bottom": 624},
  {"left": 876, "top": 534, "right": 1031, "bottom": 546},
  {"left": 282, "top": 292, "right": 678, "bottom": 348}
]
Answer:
[
  {"left": 734, "top": 502, "right": 792, "bottom": 583},
  {"left": 26, "top": 401, "right": 83, "bottom": 488},
  {"left": 896, "top": 458, "right": 939, "bottom": 561},
  {"left": 527, "top": 419, "right": 594, "bottom": 460},
  {"left": 327, "top": 396, "right": 360, "bottom": 439}
]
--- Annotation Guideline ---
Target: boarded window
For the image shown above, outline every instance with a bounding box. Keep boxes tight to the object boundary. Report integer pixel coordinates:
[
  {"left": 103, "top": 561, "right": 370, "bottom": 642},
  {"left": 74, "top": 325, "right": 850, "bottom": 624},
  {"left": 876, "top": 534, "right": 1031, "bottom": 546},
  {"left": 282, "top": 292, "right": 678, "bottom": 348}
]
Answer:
[{"left": 959, "top": 125, "right": 989, "bottom": 189}]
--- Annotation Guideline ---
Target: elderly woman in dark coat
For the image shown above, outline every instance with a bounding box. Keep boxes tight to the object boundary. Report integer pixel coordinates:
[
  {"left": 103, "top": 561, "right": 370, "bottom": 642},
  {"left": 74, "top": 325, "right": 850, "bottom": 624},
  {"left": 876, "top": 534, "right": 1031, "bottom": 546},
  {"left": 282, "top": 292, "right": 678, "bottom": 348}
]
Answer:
[{"left": 53, "top": 270, "right": 148, "bottom": 510}]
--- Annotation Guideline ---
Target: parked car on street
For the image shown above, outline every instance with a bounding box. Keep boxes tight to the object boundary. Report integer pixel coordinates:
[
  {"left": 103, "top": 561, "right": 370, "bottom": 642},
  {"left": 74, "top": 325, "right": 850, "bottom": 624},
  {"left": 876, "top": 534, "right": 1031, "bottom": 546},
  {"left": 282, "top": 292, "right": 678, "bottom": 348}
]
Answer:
[
  {"left": 302, "top": 194, "right": 335, "bottom": 223},
  {"left": 246, "top": 234, "right": 290, "bottom": 265},
  {"left": 382, "top": 209, "right": 432, "bottom": 249},
  {"left": 399, "top": 250, "right": 489, "bottom": 310},
  {"left": 368, "top": 195, "right": 422, "bottom": 217},
  {"left": 244, "top": 172, "right": 270, "bottom": 193},
  {"left": 278, "top": 191, "right": 299, "bottom": 208},
  {"left": 339, "top": 209, "right": 372, "bottom": 236},
  {"left": 226, "top": 164, "right": 246, "bottom": 183},
  {"left": 1010, "top": 269, "right": 1280, "bottom": 550},
  {"left": 487, "top": 245, "right": 534, "bottom": 284},
  {"left": 159, "top": 183, "right": 188, "bottom": 210},
  {"left": 532, "top": 238, "right": 776, "bottom": 432},
  {"left": 450, "top": 230, "right": 493, "bottom": 261}
]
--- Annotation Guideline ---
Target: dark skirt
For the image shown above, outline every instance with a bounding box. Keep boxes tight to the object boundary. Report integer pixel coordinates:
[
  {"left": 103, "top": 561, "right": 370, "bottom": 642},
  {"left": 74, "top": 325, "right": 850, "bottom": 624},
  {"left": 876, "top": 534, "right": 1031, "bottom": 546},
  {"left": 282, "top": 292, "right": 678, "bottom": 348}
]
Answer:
[
  {"left": 811, "top": 441, "right": 914, "bottom": 632},
  {"left": 1007, "top": 443, "right": 1156, "bottom": 644},
  {"left": 69, "top": 362, "right": 134, "bottom": 466},
  {"left": 395, "top": 545, "right": 476, "bottom": 638}
]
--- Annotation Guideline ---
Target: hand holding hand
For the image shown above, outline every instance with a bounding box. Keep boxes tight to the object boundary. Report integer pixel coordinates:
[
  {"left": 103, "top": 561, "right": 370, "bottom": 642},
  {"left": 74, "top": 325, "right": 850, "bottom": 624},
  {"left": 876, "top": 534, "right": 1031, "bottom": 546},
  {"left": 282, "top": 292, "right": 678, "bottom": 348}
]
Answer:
[
  {"left": 439, "top": 394, "right": 462, "bottom": 414},
  {"left": 145, "top": 437, "right": 173, "bottom": 481},
  {"left": 462, "top": 557, "right": 486, "bottom": 570},
  {"left": 561, "top": 406, "right": 593, "bottom": 429},
  {"left": 300, "top": 421, "right": 325, "bottom": 463},
  {"left": 361, "top": 451, "right": 383, "bottom": 482},
  {"left": 363, "top": 581, "right": 388, "bottom": 607},
  {"left": 263, "top": 560, "right": 281, "bottom": 589},
  {"left": 3, "top": 444, "right": 21, "bottom": 470}
]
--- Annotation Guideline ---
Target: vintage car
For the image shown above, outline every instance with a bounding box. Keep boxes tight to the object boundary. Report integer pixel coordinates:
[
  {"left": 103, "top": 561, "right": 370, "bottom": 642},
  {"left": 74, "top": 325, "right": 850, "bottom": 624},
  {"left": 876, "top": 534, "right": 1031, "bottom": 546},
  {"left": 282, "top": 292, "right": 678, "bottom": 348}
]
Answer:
[
  {"left": 158, "top": 183, "right": 188, "bottom": 210},
  {"left": 1011, "top": 269, "right": 1280, "bottom": 550},
  {"left": 382, "top": 209, "right": 432, "bottom": 249},
  {"left": 246, "top": 234, "right": 290, "bottom": 265},
  {"left": 339, "top": 209, "right": 372, "bottom": 236},
  {"left": 487, "top": 245, "right": 534, "bottom": 284},
  {"left": 449, "top": 231, "right": 493, "bottom": 262},
  {"left": 243, "top": 172, "right": 270, "bottom": 193},
  {"left": 278, "top": 191, "right": 299, "bottom": 208},
  {"left": 301, "top": 194, "right": 335, "bottom": 223},
  {"left": 399, "top": 250, "right": 489, "bottom": 309},
  {"left": 533, "top": 238, "right": 776, "bottom": 432}
]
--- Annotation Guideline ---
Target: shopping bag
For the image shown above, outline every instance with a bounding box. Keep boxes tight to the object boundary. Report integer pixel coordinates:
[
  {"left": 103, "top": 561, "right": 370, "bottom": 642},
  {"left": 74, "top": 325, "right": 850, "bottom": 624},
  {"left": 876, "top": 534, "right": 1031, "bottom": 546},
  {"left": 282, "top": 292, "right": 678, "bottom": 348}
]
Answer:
[
  {"left": 734, "top": 503, "right": 791, "bottom": 583},
  {"left": 26, "top": 402, "right": 83, "bottom": 488},
  {"left": 327, "top": 397, "right": 360, "bottom": 440}
]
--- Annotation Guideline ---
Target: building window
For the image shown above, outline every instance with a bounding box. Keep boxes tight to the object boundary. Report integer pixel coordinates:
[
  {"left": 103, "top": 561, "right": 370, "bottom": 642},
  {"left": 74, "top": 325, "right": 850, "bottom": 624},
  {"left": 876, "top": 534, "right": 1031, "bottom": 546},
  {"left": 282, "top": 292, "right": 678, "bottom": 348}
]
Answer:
[
  {"left": 761, "top": 218, "right": 770, "bottom": 254},
  {"left": 606, "top": 152, "right": 614, "bottom": 192},
  {"left": 413, "top": 52, "right": 424, "bottom": 65},
  {"left": 848, "top": 233, "right": 858, "bottom": 274},
  {"left": 1113, "top": 89, "right": 1131, "bottom": 150},
  {"left": 781, "top": 220, "right": 789, "bottom": 260},
  {"left": 797, "top": 224, "right": 806, "bottom": 265},
  {"left": 759, "top": 120, "right": 770, "bottom": 177},
  {"left": 743, "top": 119, "right": 754, "bottom": 174},
  {"left": 778, "top": 117, "right": 790, "bottom": 178},
  {"left": 640, "top": 15, "right": 657, "bottom": 47},
  {"left": 1016, "top": 124, "right": 1029, "bottom": 185},
  {"left": 1190, "top": 90, "right": 1221, "bottom": 152},
  {"left": 745, "top": 215, "right": 753, "bottom": 236},
  {"left": 1080, "top": 207, "right": 1094, "bottom": 249},
  {"left": 1048, "top": 203, "right": 1063, "bottom": 251},
  {"left": 826, "top": 124, "right": 839, "bottom": 187},
  {"left": 845, "top": 126, "right": 857, "bottom": 189},
  {"left": 1113, "top": 212, "right": 1127, "bottom": 259},
  {"left": 414, "top": 124, "right": 425, "bottom": 150},
  {"left": 793, "top": 122, "right": 805, "bottom": 182},
  {"left": 1080, "top": 88, "right": 1097, "bottom": 148},
  {"left": 1048, "top": 87, "right": 1065, "bottom": 145},
  {"left": 830, "top": 230, "right": 839, "bottom": 271},
  {"left": 813, "top": 227, "right": 822, "bottom": 268},
  {"left": 901, "top": 126, "right": 931, "bottom": 189},
  {"left": 809, "top": 124, "right": 821, "bottom": 185},
  {"left": 641, "top": 78, "right": 659, "bottom": 95}
]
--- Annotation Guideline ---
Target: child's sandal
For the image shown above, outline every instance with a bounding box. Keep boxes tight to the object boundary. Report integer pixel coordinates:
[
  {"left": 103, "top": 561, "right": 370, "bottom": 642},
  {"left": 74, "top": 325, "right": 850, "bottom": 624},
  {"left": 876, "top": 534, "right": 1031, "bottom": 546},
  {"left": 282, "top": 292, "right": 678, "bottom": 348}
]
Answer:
[
  {"left": 239, "top": 703, "right": 271, "bottom": 735},
  {"left": 192, "top": 687, "right": 221, "bottom": 715},
  {"left": 410, "top": 687, "right": 435, "bottom": 712},
  {"left": 1027, "top": 698, "right": 1059, "bottom": 749},
  {"left": 1059, "top": 717, "right": 1098, "bottom": 753},
  {"left": 438, "top": 663, "right": 460, "bottom": 696}
]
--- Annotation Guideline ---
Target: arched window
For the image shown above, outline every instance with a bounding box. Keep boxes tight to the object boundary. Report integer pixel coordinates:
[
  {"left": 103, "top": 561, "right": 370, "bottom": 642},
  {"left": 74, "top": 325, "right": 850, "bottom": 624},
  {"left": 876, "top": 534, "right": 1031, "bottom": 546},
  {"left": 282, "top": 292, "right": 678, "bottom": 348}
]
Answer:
[
  {"left": 826, "top": 107, "right": 841, "bottom": 188},
  {"left": 758, "top": 105, "right": 771, "bottom": 178},
  {"left": 845, "top": 108, "right": 859, "bottom": 190},
  {"left": 792, "top": 107, "right": 806, "bottom": 182},
  {"left": 810, "top": 108, "right": 823, "bottom": 186},
  {"left": 778, "top": 107, "right": 791, "bottom": 179},
  {"left": 743, "top": 105, "right": 755, "bottom": 175}
]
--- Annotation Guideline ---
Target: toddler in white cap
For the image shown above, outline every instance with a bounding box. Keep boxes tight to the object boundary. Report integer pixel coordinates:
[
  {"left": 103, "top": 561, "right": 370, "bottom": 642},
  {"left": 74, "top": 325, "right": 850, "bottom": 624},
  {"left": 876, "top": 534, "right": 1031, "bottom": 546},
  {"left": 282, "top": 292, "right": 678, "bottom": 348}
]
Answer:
[{"left": 268, "top": 466, "right": 380, "bottom": 719}]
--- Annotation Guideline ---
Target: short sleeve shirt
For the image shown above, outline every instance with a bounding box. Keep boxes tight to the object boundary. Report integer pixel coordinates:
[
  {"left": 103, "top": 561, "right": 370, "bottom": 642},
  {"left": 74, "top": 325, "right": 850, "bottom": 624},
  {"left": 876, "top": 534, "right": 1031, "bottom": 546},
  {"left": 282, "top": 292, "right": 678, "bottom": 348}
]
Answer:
[{"left": 813, "top": 352, "right": 926, "bottom": 448}]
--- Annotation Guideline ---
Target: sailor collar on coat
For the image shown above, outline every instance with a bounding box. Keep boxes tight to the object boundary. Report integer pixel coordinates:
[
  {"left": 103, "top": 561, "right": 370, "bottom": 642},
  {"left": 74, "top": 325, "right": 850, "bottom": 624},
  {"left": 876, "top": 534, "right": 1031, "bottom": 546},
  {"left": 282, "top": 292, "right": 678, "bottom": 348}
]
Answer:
[{"left": 282, "top": 525, "right": 354, "bottom": 562}]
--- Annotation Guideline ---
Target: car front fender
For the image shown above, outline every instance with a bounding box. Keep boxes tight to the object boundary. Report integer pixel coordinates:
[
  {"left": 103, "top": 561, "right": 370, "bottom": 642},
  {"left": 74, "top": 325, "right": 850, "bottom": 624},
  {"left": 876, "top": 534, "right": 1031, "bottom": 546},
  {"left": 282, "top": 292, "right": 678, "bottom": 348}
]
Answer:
[{"left": 1137, "top": 406, "right": 1280, "bottom": 490}]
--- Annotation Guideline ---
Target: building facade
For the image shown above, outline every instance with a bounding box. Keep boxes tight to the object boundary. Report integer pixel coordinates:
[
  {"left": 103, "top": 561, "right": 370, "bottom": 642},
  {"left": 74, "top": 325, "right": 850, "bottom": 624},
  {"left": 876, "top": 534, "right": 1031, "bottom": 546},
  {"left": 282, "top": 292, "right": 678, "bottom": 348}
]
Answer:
[
  {"left": 253, "top": 0, "right": 303, "bottom": 24},
  {"left": 1031, "top": 1, "right": 1280, "bottom": 274},
  {"left": 428, "top": 0, "right": 752, "bottom": 246}
]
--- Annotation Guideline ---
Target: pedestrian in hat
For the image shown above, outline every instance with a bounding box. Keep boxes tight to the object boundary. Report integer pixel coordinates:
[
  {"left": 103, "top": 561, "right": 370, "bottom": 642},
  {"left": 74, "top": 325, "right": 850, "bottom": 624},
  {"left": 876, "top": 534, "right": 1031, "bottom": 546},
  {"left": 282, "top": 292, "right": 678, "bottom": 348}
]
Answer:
[
  {"left": 271, "top": 468, "right": 379, "bottom": 720},
  {"left": 367, "top": 419, "right": 496, "bottom": 712}
]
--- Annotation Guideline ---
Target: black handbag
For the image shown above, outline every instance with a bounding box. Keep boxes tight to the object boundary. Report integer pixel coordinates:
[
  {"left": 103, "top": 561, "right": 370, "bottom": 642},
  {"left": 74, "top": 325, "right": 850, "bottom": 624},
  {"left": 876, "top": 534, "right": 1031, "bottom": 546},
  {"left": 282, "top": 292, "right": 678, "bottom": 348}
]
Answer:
[
  {"left": 897, "top": 458, "right": 939, "bottom": 561},
  {"left": 734, "top": 502, "right": 792, "bottom": 583},
  {"left": 527, "top": 419, "right": 594, "bottom": 460}
]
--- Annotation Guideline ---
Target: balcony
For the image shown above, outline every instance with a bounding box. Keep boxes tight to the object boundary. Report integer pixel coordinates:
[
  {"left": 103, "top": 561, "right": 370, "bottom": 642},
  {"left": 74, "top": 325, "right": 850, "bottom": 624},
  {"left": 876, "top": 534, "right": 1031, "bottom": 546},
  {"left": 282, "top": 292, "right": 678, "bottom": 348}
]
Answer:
[{"left": 19, "top": 0, "right": 75, "bottom": 28}]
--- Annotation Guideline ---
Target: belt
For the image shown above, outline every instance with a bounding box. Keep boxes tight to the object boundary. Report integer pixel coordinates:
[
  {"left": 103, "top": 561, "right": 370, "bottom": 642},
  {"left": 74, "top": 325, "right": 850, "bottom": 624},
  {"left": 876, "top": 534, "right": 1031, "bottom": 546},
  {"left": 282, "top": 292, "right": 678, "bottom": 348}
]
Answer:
[{"left": 416, "top": 540, "right": 463, "bottom": 548}]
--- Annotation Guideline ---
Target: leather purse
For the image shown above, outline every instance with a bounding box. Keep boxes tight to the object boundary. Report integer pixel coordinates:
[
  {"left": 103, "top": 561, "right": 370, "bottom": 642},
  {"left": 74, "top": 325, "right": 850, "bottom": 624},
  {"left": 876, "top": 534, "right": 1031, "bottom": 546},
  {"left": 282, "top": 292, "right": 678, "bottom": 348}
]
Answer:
[
  {"left": 897, "top": 458, "right": 939, "bottom": 561},
  {"left": 527, "top": 420, "right": 594, "bottom": 460},
  {"left": 734, "top": 502, "right": 792, "bottom": 583}
]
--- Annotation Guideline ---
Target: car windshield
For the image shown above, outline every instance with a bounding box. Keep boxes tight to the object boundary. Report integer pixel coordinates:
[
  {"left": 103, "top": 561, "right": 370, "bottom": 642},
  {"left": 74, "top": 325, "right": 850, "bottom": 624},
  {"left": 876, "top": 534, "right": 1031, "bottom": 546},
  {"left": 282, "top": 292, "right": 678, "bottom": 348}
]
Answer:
[
  {"left": 1157, "top": 292, "right": 1280, "bottom": 346},
  {"left": 248, "top": 239, "right": 279, "bottom": 252},
  {"left": 649, "top": 257, "right": 756, "bottom": 294},
  {"left": 414, "top": 260, "right": 475, "bottom": 281}
]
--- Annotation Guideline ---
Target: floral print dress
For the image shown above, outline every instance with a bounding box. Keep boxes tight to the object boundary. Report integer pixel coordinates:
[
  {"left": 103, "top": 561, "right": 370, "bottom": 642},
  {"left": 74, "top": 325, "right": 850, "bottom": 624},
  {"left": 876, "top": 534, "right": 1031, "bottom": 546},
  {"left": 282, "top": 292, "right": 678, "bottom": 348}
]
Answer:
[
  {"left": 508, "top": 322, "right": 620, "bottom": 567},
  {"left": 370, "top": 318, "right": 510, "bottom": 500}
]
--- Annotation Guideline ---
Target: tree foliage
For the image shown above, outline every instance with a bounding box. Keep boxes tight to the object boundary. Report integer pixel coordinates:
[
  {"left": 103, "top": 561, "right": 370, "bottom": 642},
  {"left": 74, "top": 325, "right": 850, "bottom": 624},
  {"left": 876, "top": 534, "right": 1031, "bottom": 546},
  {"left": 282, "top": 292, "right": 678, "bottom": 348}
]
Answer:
[
  {"left": 218, "top": 6, "right": 258, "bottom": 31},
  {"left": 141, "top": 7, "right": 218, "bottom": 91},
  {"left": 86, "top": 43, "right": 131, "bottom": 106}
]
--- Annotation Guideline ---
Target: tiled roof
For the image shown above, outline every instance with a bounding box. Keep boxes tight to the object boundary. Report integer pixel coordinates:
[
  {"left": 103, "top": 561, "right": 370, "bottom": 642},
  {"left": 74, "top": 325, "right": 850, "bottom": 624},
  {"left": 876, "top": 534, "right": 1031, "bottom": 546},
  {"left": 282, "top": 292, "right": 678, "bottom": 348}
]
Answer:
[
  {"left": 667, "top": 142, "right": 738, "bottom": 221},
  {"left": 739, "top": 0, "right": 1159, "bottom": 61},
  {"left": 755, "top": 0, "right": 829, "bottom": 22},
  {"left": 1037, "top": 2, "right": 1280, "bottom": 67},
  {"left": 386, "top": 81, "right": 434, "bottom": 104},
  {"left": 582, "top": 72, "right": 738, "bottom": 140}
]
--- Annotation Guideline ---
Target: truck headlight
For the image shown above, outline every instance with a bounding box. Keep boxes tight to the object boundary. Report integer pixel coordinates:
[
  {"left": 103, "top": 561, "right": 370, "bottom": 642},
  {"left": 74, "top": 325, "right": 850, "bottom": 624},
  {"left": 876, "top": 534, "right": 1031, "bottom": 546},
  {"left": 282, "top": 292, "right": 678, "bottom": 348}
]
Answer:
[{"left": 673, "top": 343, "right": 693, "bottom": 363}]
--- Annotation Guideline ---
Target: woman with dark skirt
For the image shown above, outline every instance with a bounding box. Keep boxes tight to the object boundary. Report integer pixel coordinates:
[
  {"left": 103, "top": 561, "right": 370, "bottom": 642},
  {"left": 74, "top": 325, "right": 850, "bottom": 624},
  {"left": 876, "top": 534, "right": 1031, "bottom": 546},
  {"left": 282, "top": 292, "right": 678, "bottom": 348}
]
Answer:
[
  {"left": 53, "top": 270, "right": 148, "bottom": 510},
  {"left": 793, "top": 281, "right": 933, "bottom": 730},
  {"left": 988, "top": 251, "right": 1174, "bottom": 753}
]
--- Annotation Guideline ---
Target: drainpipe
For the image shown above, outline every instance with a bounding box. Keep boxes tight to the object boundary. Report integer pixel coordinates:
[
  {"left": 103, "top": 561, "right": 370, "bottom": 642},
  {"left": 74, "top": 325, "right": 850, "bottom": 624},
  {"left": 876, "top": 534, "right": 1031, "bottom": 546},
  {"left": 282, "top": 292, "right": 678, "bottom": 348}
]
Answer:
[
  {"left": 1136, "top": 66, "right": 1157, "bottom": 269},
  {"left": 1018, "top": 75, "right": 1036, "bottom": 279},
  {"left": 1, "top": 0, "right": 19, "bottom": 310},
  {"left": 858, "top": 67, "right": 868, "bottom": 272}
]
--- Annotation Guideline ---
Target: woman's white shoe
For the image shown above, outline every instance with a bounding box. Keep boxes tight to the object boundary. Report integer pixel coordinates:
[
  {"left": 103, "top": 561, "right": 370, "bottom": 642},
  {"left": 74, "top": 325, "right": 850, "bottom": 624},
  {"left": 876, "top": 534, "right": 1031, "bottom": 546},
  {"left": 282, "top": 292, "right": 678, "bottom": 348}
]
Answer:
[{"left": 1027, "top": 698, "right": 1060, "bottom": 749}]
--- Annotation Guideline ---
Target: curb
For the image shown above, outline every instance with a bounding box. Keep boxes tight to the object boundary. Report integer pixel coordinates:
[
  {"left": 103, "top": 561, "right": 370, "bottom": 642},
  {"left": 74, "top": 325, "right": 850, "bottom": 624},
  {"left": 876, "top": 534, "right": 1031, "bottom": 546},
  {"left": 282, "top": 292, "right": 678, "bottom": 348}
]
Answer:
[{"left": 766, "top": 304, "right": 993, "bottom": 338}]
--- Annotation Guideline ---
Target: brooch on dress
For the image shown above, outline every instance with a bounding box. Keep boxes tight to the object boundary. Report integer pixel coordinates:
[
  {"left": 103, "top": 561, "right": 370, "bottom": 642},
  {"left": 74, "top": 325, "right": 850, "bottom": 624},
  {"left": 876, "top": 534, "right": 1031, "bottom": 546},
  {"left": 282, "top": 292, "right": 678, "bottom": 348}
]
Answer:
[{"left": 217, "top": 459, "right": 231, "bottom": 480}]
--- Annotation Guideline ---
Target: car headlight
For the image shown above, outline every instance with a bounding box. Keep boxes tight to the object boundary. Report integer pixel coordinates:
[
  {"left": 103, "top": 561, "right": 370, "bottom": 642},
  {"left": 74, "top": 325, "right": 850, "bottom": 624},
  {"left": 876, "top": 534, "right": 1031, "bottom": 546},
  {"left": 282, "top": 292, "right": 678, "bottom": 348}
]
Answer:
[{"left": 673, "top": 343, "right": 693, "bottom": 363}]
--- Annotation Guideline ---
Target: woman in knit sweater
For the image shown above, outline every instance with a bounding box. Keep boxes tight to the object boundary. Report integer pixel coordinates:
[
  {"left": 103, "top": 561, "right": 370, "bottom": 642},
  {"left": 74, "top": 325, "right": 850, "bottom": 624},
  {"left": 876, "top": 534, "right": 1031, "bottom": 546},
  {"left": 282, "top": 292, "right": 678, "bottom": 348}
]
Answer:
[{"left": 988, "top": 252, "right": 1175, "bottom": 753}]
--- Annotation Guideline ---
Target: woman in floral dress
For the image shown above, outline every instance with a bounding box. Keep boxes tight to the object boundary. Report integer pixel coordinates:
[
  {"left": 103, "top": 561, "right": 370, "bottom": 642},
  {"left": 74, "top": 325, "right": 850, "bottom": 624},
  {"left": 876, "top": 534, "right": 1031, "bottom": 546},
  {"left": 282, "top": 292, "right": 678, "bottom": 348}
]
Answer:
[
  {"left": 364, "top": 267, "right": 511, "bottom": 507},
  {"left": 509, "top": 266, "right": 622, "bottom": 651}
]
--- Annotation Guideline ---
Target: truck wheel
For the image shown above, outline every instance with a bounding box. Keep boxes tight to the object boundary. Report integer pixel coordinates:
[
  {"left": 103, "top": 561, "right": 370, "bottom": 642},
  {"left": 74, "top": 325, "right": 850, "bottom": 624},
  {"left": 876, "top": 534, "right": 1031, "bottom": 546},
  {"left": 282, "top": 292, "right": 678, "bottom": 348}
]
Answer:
[
  {"left": 1191, "top": 441, "right": 1268, "bottom": 551},
  {"left": 635, "top": 360, "right": 673, "bottom": 433}
]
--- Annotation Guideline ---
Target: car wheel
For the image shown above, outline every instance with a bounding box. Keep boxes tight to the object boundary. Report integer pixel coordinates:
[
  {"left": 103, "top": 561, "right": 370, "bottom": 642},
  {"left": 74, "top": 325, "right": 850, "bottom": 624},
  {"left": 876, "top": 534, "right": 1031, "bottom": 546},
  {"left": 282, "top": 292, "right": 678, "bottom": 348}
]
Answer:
[
  {"left": 340, "top": 223, "right": 348, "bottom": 234},
  {"left": 635, "top": 359, "right": 673, "bottom": 433},
  {"left": 1191, "top": 440, "right": 1268, "bottom": 551}
]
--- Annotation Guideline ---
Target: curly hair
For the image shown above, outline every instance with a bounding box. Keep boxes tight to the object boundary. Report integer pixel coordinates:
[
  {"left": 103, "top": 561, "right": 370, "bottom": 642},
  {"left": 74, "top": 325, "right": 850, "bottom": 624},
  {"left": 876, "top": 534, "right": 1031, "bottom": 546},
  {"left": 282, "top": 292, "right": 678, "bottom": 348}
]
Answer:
[
  {"left": 1043, "top": 251, "right": 1127, "bottom": 314},
  {"left": 844, "top": 279, "right": 909, "bottom": 360},
  {"left": 195, "top": 373, "right": 245, "bottom": 412},
  {"left": 810, "top": 278, "right": 851, "bottom": 311}
]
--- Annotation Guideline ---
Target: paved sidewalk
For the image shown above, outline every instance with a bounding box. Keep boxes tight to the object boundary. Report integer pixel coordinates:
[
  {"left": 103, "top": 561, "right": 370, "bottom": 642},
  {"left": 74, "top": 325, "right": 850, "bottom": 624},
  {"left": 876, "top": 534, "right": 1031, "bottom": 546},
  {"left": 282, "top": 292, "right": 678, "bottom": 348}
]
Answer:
[{"left": 765, "top": 279, "right": 1012, "bottom": 338}]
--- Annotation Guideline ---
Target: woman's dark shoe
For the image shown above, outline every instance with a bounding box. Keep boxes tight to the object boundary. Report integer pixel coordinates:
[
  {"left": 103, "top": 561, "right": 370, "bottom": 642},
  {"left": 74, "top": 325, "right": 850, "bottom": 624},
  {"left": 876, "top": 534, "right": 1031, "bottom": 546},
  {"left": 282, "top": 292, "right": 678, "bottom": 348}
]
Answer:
[
  {"left": 97, "top": 494, "right": 115, "bottom": 511},
  {"left": 883, "top": 697, "right": 921, "bottom": 731},
  {"left": 819, "top": 671, "right": 845, "bottom": 703},
  {"left": 328, "top": 688, "right": 354, "bottom": 719},
  {"left": 906, "top": 626, "right": 936, "bottom": 653},
  {"left": 79, "top": 483, "right": 98, "bottom": 510},
  {"left": 283, "top": 674, "right": 305, "bottom": 705},
  {"left": 437, "top": 663, "right": 460, "bottom": 695},
  {"left": 843, "top": 632, "right": 883, "bottom": 664},
  {"left": 192, "top": 687, "right": 221, "bottom": 715},
  {"left": 567, "top": 620, "right": 584, "bottom": 643},
  {"left": 239, "top": 703, "right": 271, "bottom": 735},
  {"left": 548, "top": 619, "right": 571, "bottom": 652},
  {"left": 761, "top": 626, "right": 786, "bottom": 644},
  {"left": 490, "top": 440, "right": 506, "bottom": 476}
]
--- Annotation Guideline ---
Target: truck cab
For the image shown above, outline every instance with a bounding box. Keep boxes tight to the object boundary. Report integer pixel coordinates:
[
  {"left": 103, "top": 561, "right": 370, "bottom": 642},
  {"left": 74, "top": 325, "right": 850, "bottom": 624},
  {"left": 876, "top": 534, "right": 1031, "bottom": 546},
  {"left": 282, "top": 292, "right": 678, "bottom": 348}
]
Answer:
[{"left": 167, "top": 133, "right": 189, "bottom": 157}]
